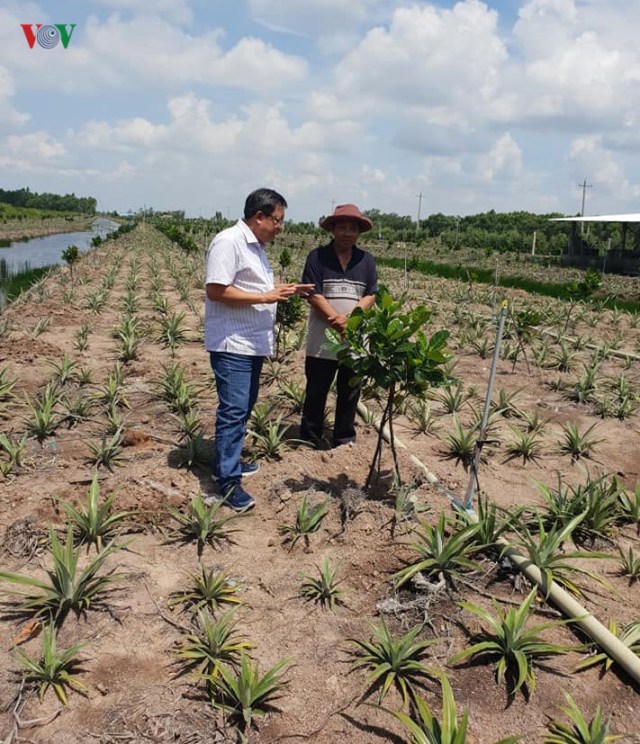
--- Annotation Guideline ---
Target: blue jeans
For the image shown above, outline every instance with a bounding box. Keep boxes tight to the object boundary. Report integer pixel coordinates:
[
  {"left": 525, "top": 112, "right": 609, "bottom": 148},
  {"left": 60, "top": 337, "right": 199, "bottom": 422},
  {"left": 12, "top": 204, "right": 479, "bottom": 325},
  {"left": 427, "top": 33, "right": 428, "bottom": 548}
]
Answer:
[{"left": 209, "top": 352, "right": 264, "bottom": 490}]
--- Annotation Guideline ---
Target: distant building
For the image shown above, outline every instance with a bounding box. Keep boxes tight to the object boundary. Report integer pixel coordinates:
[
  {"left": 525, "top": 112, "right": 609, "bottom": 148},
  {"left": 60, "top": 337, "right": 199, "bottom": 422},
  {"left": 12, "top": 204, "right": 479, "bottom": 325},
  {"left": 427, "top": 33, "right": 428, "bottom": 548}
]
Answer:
[{"left": 550, "top": 214, "right": 640, "bottom": 275}]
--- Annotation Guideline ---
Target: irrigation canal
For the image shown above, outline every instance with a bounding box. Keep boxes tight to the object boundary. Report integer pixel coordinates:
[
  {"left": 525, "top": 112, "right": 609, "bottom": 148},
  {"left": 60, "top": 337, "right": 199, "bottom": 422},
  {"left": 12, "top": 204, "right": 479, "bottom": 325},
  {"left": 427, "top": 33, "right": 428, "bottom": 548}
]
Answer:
[{"left": 0, "top": 217, "right": 119, "bottom": 309}]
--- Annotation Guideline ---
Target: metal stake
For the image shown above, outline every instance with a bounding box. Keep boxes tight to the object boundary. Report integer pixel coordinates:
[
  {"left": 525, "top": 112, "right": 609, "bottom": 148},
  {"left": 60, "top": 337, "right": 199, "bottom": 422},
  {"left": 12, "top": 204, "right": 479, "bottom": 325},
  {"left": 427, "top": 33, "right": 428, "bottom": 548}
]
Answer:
[{"left": 463, "top": 300, "right": 509, "bottom": 512}]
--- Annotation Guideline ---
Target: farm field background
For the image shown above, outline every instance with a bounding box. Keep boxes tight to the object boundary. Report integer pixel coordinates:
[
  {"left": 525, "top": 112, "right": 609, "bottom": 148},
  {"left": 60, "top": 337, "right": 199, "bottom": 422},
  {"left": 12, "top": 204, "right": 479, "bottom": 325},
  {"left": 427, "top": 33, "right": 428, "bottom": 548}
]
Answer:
[{"left": 0, "top": 222, "right": 639, "bottom": 743}]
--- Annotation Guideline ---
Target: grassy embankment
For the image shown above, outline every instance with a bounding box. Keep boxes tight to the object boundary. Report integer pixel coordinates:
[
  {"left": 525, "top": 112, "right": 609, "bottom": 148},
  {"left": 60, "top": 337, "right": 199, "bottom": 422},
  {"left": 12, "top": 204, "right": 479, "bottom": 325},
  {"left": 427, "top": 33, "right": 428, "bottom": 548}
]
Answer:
[{"left": 0, "top": 203, "right": 93, "bottom": 245}]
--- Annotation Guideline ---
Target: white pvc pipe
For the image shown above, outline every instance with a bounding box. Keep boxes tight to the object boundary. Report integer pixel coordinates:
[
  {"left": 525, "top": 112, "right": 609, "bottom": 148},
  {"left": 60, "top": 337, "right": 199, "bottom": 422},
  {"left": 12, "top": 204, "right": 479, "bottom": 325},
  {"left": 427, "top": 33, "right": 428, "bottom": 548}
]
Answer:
[{"left": 358, "top": 401, "right": 640, "bottom": 685}]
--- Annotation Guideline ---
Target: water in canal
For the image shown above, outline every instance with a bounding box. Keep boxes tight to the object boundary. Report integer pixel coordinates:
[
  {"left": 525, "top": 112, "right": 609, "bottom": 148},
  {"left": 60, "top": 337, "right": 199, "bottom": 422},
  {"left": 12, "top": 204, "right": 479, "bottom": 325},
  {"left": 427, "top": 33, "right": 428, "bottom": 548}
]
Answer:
[{"left": 0, "top": 217, "right": 120, "bottom": 310}]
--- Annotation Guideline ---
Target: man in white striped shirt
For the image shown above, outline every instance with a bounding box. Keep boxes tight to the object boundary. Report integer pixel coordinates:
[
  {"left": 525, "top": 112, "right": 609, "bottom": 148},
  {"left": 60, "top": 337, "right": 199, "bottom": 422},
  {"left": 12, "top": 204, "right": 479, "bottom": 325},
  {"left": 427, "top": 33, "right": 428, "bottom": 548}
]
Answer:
[{"left": 205, "top": 188, "right": 313, "bottom": 511}]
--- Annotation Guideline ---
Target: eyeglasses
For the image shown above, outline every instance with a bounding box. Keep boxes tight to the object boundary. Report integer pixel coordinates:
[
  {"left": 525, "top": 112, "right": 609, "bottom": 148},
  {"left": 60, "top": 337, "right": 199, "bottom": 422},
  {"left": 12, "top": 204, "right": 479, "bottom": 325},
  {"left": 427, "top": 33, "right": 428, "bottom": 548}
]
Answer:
[{"left": 265, "top": 213, "right": 285, "bottom": 226}]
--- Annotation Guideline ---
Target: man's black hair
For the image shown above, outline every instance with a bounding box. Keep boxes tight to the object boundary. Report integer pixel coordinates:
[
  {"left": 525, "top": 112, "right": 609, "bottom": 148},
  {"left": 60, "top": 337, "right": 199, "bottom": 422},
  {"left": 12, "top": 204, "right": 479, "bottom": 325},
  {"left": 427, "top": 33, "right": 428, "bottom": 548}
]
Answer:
[{"left": 244, "top": 188, "right": 288, "bottom": 219}]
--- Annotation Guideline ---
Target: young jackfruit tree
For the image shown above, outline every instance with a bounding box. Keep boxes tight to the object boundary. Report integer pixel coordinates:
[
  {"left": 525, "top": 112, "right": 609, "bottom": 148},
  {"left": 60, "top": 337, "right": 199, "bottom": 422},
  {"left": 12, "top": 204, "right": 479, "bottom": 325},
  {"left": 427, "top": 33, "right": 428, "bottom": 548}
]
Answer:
[{"left": 327, "top": 286, "right": 451, "bottom": 490}]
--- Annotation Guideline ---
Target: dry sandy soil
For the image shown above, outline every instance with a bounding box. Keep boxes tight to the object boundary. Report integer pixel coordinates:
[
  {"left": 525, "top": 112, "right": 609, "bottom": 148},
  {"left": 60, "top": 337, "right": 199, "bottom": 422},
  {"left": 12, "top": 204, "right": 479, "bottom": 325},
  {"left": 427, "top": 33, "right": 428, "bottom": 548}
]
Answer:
[{"left": 0, "top": 224, "right": 639, "bottom": 743}]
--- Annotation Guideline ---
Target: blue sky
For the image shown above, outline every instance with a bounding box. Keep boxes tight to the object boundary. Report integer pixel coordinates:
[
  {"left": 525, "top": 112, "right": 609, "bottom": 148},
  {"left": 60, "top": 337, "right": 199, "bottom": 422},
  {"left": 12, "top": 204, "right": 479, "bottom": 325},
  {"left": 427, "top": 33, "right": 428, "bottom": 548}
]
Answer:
[{"left": 1, "top": 0, "right": 639, "bottom": 222}]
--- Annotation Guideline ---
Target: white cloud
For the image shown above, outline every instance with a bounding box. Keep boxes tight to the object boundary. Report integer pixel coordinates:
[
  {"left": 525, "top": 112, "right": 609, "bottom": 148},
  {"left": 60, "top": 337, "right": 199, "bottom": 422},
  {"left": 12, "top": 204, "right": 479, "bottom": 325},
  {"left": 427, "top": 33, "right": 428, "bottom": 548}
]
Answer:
[
  {"left": 211, "top": 36, "right": 309, "bottom": 90},
  {"left": 569, "top": 135, "right": 640, "bottom": 204},
  {"left": 73, "top": 15, "right": 308, "bottom": 93},
  {"left": 6, "top": 131, "right": 66, "bottom": 159},
  {"left": 316, "top": 0, "right": 509, "bottom": 144},
  {"left": 74, "top": 93, "right": 363, "bottom": 161},
  {"left": 78, "top": 117, "right": 167, "bottom": 152},
  {"left": 247, "top": 0, "right": 396, "bottom": 51},
  {"left": 309, "top": 0, "right": 640, "bottom": 152},
  {"left": 524, "top": 32, "right": 640, "bottom": 116},
  {"left": 106, "top": 160, "right": 137, "bottom": 180},
  {"left": 249, "top": 0, "right": 376, "bottom": 31},
  {"left": 507, "top": 0, "right": 640, "bottom": 128},
  {"left": 512, "top": 0, "right": 578, "bottom": 57},
  {"left": 476, "top": 132, "right": 523, "bottom": 182},
  {"left": 0, "top": 65, "right": 15, "bottom": 97},
  {"left": 44, "top": 91, "right": 374, "bottom": 215},
  {"left": 361, "top": 165, "right": 386, "bottom": 185},
  {"left": 0, "top": 65, "right": 30, "bottom": 129},
  {"left": 89, "top": 0, "right": 193, "bottom": 25},
  {"left": 1, "top": 10, "right": 308, "bottom": 95}
]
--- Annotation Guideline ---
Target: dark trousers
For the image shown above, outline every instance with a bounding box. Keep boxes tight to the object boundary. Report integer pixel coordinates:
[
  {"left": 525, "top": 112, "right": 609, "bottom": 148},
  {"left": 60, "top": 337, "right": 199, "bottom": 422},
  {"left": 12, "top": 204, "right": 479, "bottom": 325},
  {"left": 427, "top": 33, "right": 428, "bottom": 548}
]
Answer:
[{"left": 300, "top": 357, "right": 361, "bottom": 447}]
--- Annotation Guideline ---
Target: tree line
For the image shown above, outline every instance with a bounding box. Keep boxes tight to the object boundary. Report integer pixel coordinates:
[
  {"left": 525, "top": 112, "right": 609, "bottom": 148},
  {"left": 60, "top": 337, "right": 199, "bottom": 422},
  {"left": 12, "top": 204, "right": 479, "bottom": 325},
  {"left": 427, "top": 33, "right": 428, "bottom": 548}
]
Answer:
[
  {"left": 360, "top": 208, "right": 573, "bottom": 254},
  {"left": 155, "top": 206, "right": 638, "bottom": 259},
  {"left": 360, "top": 208, "right": 637, "bottom": 257},
  {"left": 0, "top": 187, "right": 97, "bottom": 214}
]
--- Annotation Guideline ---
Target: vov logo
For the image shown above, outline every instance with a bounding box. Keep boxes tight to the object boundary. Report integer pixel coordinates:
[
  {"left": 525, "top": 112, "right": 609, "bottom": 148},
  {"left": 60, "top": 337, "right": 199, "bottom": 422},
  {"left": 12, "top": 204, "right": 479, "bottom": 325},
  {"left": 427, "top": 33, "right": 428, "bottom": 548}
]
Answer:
[{"left": 20, "top": 24, "right": 76, "bottom": 49}]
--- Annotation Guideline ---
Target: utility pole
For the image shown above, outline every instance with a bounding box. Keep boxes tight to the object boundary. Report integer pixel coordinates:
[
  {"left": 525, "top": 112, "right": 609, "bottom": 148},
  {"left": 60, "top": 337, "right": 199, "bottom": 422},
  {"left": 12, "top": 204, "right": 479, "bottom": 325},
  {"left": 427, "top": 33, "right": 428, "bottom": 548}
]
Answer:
[
  {"left": 416, "top": 191, "right": 423, "bottom": 233},
  {"left": 578, "top": 178, "right": 593, "bottom": 234},
  {"left": 331, "top": 198, "right": 335, "bottom": 212}
]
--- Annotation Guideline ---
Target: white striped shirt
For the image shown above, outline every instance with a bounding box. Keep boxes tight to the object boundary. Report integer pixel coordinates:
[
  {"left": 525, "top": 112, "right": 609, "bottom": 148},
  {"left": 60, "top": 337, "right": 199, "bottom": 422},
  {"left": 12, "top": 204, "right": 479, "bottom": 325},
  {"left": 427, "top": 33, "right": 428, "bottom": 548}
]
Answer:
[{"left": 204, "top": 220, "right": 276, "bottom": 356}]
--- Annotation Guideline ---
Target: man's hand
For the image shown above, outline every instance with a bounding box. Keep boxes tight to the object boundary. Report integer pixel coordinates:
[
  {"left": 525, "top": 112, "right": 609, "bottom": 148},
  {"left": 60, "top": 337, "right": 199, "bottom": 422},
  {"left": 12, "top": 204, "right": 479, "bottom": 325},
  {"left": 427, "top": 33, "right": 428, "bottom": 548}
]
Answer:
[
  {"left": 264, "top": 283, "right": 314, "bottom": 303},
  {"left": 327, "top": 313, "right": 348, "bottom": 334},
  {"left": 295, "top": 284, "right": 316, "bottom": 298},
  {"left": 208, "top": 283, "right": 314, "bottom": 306}
]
